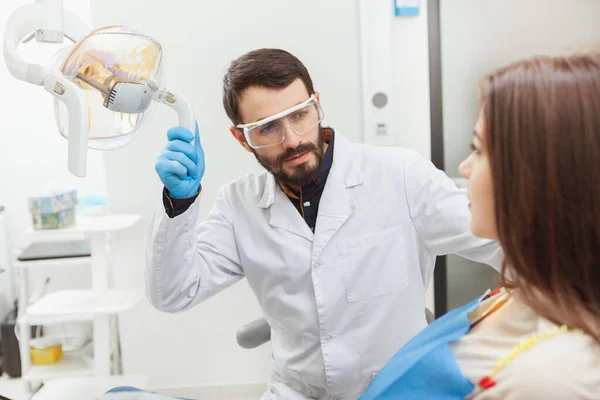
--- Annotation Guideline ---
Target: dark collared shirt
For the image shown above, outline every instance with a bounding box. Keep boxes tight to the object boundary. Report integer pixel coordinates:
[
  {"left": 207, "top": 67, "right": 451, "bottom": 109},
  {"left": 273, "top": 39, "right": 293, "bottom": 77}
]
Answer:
[{"left": 278, "top": 128, "right": 335, "bottom": 232}]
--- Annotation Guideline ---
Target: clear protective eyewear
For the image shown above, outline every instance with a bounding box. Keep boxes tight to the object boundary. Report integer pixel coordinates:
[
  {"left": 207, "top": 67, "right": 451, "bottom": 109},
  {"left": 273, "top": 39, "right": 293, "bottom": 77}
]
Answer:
[{"left": 236, "top": 94, "right": 324, "bottom": 149}]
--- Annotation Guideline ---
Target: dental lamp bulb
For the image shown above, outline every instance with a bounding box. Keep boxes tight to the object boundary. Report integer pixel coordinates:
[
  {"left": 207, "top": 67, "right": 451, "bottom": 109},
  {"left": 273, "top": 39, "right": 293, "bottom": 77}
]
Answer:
[{"left": 53, "top": 25, "right": 164, "bottom": 150}]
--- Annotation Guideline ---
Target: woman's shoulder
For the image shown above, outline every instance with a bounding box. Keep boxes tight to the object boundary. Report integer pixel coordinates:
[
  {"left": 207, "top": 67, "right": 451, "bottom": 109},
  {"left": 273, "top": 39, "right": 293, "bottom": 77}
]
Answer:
[
  {"left": 462, "top": 291, "right": 600, "bottom": 399},
  {"left": 500, "top": 319, "right": 600, "bottom": 399}
]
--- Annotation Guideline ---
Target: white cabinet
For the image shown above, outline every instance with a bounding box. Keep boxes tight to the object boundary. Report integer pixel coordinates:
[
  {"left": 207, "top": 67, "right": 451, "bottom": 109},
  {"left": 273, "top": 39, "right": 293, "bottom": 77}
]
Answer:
[{"left": 15, "top": 214, "right": 144, "bottom": 396}]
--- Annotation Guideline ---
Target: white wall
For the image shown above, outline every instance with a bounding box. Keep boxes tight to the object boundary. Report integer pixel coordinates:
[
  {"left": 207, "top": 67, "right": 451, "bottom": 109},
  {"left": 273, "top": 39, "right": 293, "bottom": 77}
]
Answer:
[
  {"left": 0, "top": 0, "right": 107, "bottom": 320},
  {"left": 90, "top": 0, "right": 432, "bottom": 389},
  {"left": 0, "top": 212, "right": 11, "bottom": 320},
  {"left": 441, "top": 0, "right": 600, "bottom": 175}
]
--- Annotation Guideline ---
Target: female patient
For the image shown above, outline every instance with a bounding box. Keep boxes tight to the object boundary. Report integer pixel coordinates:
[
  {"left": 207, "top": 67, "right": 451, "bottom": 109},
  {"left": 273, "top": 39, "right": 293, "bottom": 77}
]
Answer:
[{"left": 361, "top": 52, "right": 600, "bottom": 399}]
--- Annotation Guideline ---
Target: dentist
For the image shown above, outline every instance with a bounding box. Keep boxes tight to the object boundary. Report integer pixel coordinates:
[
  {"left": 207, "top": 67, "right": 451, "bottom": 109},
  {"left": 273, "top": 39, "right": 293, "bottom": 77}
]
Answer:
[{"left": 147, "top": 48, "right": 501, "bottom": 400}]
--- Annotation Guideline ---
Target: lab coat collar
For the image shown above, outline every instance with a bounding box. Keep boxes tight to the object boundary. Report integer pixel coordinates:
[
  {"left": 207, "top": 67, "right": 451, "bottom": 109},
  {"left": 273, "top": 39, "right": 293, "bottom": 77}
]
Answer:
[
  {"left": 311, "top": 134, "right": 362, "bottom": 259},
  {"left": 258, "top": 174, "right": 277, "bottom": 209},
  {"left": 258, "top": 132, "right": 363, "bottom": 244},
  {"left": 333, "top": 133, "right": 363, "bottom": 188}
]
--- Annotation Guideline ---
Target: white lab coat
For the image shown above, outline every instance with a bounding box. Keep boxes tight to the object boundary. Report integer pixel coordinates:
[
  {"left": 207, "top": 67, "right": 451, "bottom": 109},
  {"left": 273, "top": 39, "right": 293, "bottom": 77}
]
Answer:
[{"left": 145, "top": 133, "right": 502, "bottom": 400}]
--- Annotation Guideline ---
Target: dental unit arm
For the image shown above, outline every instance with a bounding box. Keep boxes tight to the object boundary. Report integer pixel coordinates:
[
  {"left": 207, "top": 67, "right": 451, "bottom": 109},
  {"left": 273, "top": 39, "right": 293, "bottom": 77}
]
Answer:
[{"left": 3, "top": 0, "right": 196, "bottom": 177}]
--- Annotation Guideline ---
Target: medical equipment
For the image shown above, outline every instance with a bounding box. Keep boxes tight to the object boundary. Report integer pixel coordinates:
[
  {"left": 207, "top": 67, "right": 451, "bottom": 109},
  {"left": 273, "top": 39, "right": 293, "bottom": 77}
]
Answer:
[
  {"left": 236, "top": 94, "right": 324, "bottom": 149},
  {"left": 359, "top": 0, "right": 395, "bottom": 146},
  {"left": 3, "top": 0, "right": 196, "bottom": 177}
]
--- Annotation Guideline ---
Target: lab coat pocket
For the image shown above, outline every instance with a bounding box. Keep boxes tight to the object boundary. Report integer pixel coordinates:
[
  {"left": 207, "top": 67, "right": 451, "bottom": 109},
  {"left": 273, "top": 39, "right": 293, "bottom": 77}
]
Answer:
[{"left": 337, "top": 225, "right": 408, "bottom": 303}]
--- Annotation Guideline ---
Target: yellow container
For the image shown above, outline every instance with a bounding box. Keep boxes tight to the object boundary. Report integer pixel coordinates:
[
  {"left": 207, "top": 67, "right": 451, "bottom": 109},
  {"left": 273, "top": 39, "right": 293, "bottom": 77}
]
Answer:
[{"left": 30, "top": 338, "right": 63, "bottom": 365}]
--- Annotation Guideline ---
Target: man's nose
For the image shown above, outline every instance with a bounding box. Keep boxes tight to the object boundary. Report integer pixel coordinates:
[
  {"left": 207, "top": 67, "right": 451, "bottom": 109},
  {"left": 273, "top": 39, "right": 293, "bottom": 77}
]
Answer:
[{"left": 282, "top": 126, "right": 301, "bottom": 149}]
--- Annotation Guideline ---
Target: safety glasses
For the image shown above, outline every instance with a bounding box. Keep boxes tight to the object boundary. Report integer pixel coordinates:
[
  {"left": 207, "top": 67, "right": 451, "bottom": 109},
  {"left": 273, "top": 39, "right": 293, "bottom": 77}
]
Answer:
[{"left": 236, "top": 95, "right": 324, "bottom": 149}]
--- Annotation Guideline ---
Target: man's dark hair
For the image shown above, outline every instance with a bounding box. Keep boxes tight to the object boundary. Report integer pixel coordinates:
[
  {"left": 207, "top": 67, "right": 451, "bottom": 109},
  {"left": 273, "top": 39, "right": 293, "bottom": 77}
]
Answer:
[{"left": 222, "top": 48, "right": 315, "bottom": 125}]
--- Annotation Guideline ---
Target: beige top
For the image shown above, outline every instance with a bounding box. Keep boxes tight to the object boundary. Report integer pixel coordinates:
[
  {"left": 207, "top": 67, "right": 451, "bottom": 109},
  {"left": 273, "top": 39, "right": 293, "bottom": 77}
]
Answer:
[{"left": 449, "top": 289, "right": 600, "bottom": 400}]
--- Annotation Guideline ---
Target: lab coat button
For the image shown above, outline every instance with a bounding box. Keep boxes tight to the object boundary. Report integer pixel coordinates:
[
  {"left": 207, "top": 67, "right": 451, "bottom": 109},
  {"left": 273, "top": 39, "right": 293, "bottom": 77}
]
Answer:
[
  {"left": 314, "top": 262, "right": 321, "bottom": 269},
  {"left": 322, "top": 334, "right": 333, "bottom": 343}
]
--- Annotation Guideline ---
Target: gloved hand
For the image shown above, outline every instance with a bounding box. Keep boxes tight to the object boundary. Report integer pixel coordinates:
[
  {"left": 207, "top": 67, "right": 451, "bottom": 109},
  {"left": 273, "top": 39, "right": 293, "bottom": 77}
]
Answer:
[{"left": 155, "top": 121, "right": 205, "bottom": 199}]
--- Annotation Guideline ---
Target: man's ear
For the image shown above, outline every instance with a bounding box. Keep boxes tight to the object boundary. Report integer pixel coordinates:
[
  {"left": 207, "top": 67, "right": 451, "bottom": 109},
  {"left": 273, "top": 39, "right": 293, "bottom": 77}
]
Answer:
[
  {"left": 315, "top": 91, "right": 320, "bottom": 102},
  {"left": 230, "top": 126, "right": 252, "bottom": 152}
]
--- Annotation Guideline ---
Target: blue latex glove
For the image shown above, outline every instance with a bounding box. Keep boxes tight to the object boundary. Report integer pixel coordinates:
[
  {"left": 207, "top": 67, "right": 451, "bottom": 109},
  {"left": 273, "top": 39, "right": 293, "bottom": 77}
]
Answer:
[{"left": 155, "top": 121, "right": 205, "bottom": 199}]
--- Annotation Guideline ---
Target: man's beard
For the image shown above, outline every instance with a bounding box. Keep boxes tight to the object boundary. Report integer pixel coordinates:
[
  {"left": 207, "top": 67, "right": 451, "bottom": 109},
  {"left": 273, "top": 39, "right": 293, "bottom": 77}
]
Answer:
[{"left": 253, "top": 128, "right": 326, "bottom": 188}]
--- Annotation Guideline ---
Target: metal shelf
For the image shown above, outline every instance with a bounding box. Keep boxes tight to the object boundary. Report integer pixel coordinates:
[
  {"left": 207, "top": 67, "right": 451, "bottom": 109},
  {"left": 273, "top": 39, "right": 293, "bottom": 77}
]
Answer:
[
  {"left": 13, "top": 256, "right": 92, "bottom": 269},
  {"left": 23, "top": 353, "right": 94, "bottom": 382},
  {"left": 15, "top": 213, "right": 143, "bottom": 390},
  {"left": 24, "top": 214, "right": 140, "bottom": 238},
  {"left": 22, "top": 289, "right": 143, "bottom": 325}
]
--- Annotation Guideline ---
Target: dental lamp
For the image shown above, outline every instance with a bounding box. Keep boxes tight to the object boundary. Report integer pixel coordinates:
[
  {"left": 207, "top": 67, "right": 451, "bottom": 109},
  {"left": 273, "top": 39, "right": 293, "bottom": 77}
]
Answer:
[{"left": 3, "top": 0, "right": 195, "bottom": 177}]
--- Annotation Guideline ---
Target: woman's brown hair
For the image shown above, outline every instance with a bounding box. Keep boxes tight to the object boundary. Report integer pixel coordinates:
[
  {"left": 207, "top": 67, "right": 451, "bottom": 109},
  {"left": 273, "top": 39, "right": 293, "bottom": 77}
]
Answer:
[{"left": 481, "top": 52, "right": 600, "bottom": 341}]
